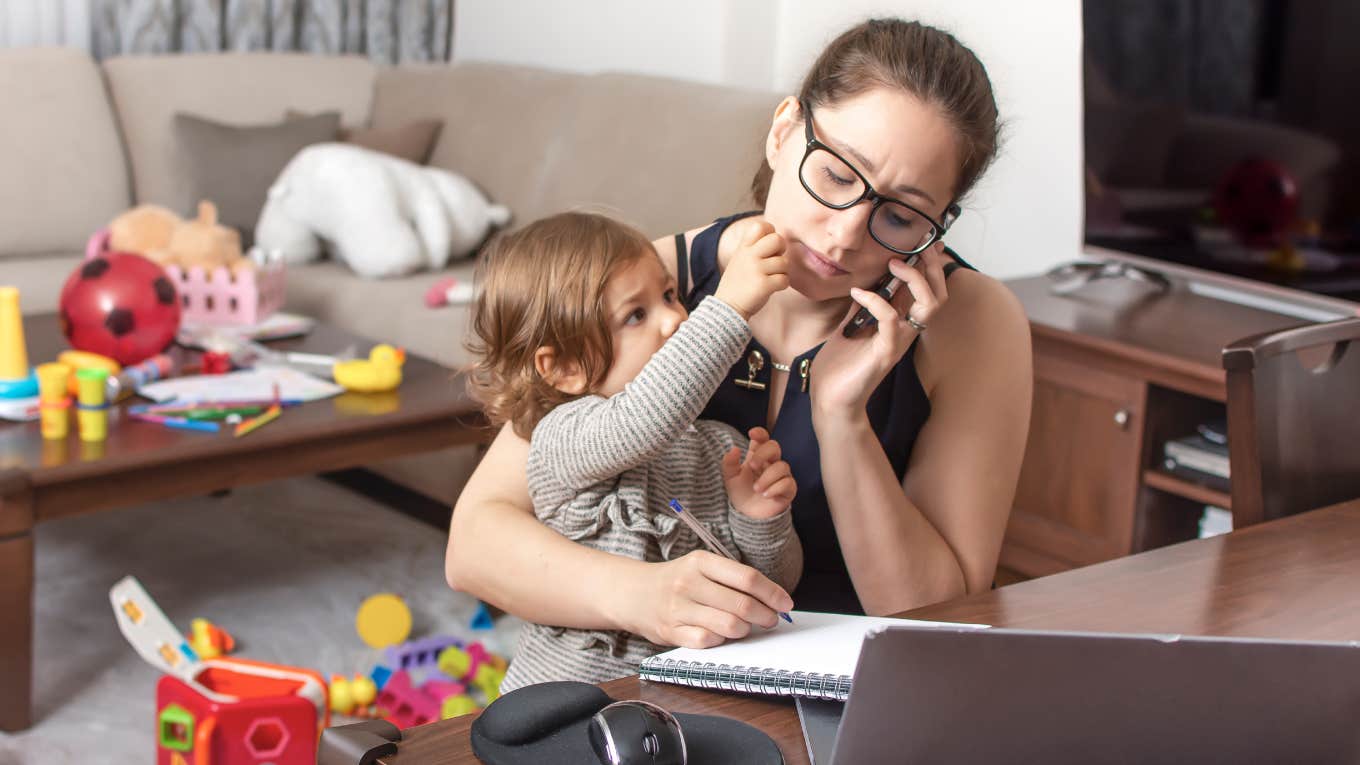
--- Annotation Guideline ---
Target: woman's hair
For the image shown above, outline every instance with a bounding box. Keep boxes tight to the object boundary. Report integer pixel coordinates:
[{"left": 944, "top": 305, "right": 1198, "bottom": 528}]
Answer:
[
  {"left": 752, "top": 18, "right": 1000, "bottom": 207},
  {"left": 466, "top": 211, "right": 656, "bottom": 439}
]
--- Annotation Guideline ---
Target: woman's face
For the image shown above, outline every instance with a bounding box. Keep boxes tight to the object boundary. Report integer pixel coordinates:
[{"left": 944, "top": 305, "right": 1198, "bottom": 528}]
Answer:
[{"left": 761, "top": 87, "right": 961, "bottom": 303}]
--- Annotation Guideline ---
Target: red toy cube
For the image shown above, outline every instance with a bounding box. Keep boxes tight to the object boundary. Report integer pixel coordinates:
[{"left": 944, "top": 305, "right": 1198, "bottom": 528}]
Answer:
[{"left": 155, "top": 657, "right": 328, "bottom": 765}]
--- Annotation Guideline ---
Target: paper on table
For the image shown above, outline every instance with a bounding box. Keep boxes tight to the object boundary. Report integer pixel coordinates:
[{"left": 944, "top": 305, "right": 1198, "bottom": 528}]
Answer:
[
  {"left": 136, "top": 367, "right": 344, "bottom": 403},
  {"left": 647, "top": 611, "right": 987, "bottom": 679}
]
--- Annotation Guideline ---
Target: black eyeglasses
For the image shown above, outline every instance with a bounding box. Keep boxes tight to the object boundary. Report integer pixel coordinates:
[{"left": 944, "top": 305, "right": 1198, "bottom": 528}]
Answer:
[{"left": 798, "top": 100, "right": 960, "bottom": 256}]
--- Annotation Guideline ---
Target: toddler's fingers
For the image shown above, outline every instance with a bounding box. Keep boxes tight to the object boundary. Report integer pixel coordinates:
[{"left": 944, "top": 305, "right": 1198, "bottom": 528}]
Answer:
[
  {"left": 754, "top": 460, "right": 792, "bottom": 494},
  {"left": 721, "top": 446, "right": 744, "bottom": 480},
  {"left": 764, "top": 476, "right": 797, "bottom": 504}
]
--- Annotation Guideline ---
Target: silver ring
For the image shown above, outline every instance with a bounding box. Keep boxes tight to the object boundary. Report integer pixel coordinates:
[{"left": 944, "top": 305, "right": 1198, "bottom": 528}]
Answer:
[{"left": 907, "top": 316, "right": 928, "bottom": 332}]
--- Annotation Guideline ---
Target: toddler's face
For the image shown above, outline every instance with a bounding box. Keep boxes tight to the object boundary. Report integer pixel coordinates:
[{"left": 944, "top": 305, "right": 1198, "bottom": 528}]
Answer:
[{"left": 596, "top": 254, "right": 688, "bottom": 397}]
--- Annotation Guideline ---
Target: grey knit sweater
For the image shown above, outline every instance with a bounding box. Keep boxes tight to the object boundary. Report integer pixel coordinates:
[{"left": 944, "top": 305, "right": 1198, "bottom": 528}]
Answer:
[{"left": 500, "top": 296, "right": 803, "bottom": 692}]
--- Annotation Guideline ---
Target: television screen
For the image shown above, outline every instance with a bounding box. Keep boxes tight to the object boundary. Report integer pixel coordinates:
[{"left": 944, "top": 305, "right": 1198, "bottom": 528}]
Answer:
[{"left": 1082, "top": 0, "right": 1360, "bottom": 303}]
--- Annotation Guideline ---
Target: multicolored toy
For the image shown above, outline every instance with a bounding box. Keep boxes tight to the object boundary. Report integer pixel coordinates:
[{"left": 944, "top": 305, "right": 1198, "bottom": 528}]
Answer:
[
  {"left": 59, "top": 251, "right": 182, "bottom": 365},
  {"left": 0, "top": 286, "right": 39, "bottom": 399},
  {"left": 111, "top": 577, "right": 329, "bottom": 765}
]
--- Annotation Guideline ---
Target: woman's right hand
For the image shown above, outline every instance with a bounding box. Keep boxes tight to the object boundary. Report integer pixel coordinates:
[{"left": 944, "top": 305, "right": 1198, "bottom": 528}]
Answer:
[
  {"left": 621, "top": 550, "right": 795, "bottom": 649},
  {"left": 714, "top": 220, "right": 788, "bottom": 320}
]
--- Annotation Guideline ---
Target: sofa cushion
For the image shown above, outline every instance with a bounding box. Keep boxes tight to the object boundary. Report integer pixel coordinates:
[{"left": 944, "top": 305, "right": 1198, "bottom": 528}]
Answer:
[
  {"left": 3, "top": 253, "right": 85, "bottom": 315},
  {"left": 0, "top": 48, "right": 130, "bottom": 259},
  {"left": 284, "top": 259, "right": 479, "bottom": 370},
  {"left": 372, "top": 62, "right": 587, "bottom": 229},
  {"left": 538, "top": 72, "right": 779, "bottom": 238},
  {"left": 103, "top": 53, "right": 375, "bottom": 213},
  {"left": 174, "top": 111, "right": 341, "bottom": 246}
]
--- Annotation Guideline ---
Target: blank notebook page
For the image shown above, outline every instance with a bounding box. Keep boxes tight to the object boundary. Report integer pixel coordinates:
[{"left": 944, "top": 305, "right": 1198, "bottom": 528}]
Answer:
[{"left": 646, "top": 611, "right": 980, "bottom": 676}]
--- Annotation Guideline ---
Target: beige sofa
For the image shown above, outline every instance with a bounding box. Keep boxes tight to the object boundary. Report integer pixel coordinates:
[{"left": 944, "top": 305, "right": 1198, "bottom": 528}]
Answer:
[{"left": 1, "top": 47, "right": 779, "bottom": 503}]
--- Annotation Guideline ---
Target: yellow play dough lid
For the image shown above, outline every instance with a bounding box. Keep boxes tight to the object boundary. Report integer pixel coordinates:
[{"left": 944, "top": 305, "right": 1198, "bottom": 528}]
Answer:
[{"left": 355, "top": 593, "right": 412, "bottom": 649}]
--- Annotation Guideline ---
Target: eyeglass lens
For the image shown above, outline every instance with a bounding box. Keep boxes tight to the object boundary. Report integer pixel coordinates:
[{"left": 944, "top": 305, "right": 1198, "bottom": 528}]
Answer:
[{"left": 800, "top": 147, "right": 938, "bottom": 254}]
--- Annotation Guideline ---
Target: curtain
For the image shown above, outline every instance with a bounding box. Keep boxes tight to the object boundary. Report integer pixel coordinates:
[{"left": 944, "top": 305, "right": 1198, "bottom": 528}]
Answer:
[
  {"left": 90, "top": 0, "right": 454, "bottom": 63},
  {"left": 0, "top": 0, "right": 92, "bottom": 49}
]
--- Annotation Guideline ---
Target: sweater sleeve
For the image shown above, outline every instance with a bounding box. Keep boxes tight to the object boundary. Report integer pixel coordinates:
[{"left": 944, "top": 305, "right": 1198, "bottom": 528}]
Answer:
[
  {"left": 728, "top": 508, "right": 803, "bottom": 594},
  {"left": 530, "top": 296, "right": 750, "bottom": 490}
]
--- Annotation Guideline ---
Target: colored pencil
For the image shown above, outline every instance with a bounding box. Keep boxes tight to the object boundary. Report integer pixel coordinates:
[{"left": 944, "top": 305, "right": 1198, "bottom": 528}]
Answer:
[
  {"left": 129, "top": 413, "right": 220, "bottom": 433},
  {"left": 233, "top": 404, "right": 281, "bottom": 438}
]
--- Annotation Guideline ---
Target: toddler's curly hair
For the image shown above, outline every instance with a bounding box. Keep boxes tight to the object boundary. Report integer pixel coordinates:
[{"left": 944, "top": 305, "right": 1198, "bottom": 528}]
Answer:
[{"left": 466, "top": 211, "right": 656, "bottom": 439}]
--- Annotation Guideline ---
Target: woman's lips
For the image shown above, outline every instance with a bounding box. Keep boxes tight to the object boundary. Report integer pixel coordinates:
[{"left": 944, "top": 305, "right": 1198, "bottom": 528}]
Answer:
[{"left": 799, "top": 244, "right": 848, "bottom": 278}]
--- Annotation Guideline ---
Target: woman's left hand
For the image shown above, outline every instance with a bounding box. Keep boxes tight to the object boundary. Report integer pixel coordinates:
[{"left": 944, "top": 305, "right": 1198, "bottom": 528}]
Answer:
[{"left": 810, "top": 242, "right": 950, "bottom": 418}]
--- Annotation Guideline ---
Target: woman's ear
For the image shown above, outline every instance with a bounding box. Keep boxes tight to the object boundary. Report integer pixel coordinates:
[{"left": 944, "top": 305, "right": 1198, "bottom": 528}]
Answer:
[
  {"left": 765, "top": 96, "right": 802, "bottom": 166},
  {"left": 534, "top": 346, "right": 588, "bottom": 395}
]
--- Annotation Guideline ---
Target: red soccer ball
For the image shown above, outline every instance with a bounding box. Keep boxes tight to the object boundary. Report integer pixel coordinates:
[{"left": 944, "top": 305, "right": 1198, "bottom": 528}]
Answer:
[
  {"left": 59, "top": 252, "right": 181, "bottom": 365},
  {"left": 1213, "top": 158, "right": 1300, "bottom": 247}
]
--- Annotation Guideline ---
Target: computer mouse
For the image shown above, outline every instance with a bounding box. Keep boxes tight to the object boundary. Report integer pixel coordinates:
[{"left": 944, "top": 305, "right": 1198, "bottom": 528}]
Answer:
[{"left": 587, "top": 699, "right": 688, "bottom": 765}]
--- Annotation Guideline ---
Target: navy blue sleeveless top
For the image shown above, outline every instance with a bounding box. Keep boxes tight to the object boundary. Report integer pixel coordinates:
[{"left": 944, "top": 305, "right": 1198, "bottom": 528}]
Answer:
[{"left": 677, "top": 212, "right": 972, "bottom": 614}]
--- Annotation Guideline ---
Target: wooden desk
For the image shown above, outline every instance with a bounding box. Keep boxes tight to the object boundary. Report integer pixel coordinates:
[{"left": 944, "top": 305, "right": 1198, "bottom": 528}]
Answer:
[{"left": 380, "top": 499, "right": 1360, "bottom": 764}]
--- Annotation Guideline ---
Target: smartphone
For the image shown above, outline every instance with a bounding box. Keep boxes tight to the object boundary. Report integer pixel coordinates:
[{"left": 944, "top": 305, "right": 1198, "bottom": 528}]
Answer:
[{"left": 842, "top": 253, "right": 922, "bottom": 337}]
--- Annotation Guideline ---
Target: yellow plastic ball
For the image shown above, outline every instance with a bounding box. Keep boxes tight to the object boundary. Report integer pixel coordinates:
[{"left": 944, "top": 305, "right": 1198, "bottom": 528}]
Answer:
[
  {"left": 350, "top": 675, "right": 377, "bottom": 707},
  {"left": 329, "top": 676, "right": 354, "bottom": 714},
  {"left": 355, "top": 593, "right": 412, "bottom": 649}
]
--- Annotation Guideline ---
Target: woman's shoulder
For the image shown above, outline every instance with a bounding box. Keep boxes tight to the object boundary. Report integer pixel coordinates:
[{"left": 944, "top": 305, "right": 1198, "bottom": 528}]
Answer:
[
  {"left": 651, "top": 213, "right": 766, "bottom": 279},
  {"left": 916, "top": 267, "right": 1031, "bottom": 394}
]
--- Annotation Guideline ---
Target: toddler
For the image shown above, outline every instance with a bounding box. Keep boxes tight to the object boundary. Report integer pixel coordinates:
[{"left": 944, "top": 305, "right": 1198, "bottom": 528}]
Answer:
[{"left": 467, "top": 211, "right": 802, "bottom": 691}]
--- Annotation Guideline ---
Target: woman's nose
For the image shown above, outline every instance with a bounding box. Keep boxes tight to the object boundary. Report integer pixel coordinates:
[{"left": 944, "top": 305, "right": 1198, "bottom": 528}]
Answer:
[{"left": 826, "top": 201, "right": 872, "bottom": 251}]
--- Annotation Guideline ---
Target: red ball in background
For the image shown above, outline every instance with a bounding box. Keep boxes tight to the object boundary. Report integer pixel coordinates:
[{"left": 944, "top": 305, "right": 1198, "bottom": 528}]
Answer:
[
  {"left": 59, "top": 252, "right": 181, "bottom": 365},
  {"left": 1213, "top": 158, "right": 1300, "bottom": 247}
]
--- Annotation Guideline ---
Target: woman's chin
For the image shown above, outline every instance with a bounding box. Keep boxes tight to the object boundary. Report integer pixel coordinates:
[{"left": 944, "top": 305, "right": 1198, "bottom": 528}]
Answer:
[{"left": 787, "top": 269, "right": 854, "bottom": 304}]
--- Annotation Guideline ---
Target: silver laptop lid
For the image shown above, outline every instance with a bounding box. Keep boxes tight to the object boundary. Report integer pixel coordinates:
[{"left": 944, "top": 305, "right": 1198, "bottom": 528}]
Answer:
[{"left": 830, "top": 625, "right": 1360, "bottom": 764}]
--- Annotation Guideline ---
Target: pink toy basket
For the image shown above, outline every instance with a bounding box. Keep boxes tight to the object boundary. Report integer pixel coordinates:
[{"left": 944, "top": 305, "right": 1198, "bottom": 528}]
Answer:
[{"left": 86, "top": 228, "right": 285, "bottom": 326}]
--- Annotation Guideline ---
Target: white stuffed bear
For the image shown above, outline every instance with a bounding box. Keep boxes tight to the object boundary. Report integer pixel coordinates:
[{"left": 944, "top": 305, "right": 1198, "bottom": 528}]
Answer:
[{"left": 255, "top": 143, "right": 511, "bottom": 278}]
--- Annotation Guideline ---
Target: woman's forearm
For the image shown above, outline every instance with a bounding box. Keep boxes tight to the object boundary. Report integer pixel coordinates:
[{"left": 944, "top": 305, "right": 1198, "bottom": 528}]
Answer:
[
  {"left": 814, "top": 412, "right": 966, "bottom": 614},
  {"left": 445, "top": 497, "right": 649, "bottom": 632}
]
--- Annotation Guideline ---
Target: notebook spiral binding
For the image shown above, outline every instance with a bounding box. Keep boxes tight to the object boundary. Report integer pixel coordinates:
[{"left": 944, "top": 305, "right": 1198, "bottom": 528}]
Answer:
[{"left": 639, "top": 656, "right": 853, "bottom": 701}]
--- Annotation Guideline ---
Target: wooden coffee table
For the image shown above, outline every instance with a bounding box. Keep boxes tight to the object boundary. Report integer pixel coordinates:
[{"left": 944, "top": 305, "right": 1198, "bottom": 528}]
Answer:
[{"left": 0, "top": 314, "right": 489, "bottom": 731}]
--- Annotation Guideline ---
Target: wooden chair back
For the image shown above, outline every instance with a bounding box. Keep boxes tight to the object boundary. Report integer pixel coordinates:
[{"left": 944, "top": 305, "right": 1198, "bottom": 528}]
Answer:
[{"left": 1223, "top": 317, "right": 1360, "bottom": 527}]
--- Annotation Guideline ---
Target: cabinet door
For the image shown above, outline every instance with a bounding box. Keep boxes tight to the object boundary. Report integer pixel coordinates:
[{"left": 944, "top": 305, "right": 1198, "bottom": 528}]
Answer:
[{"left": 1001, "top": 347, "right": 1147, "bottom": 576}]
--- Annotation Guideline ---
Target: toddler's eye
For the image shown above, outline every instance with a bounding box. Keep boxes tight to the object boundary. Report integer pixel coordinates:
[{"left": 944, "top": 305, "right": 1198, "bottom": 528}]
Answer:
[
  {"left": 625, "top": 307, "right": 646, "bottom": 325},
  {"left": 663, "top": 288, "right": 677, "bottom": 303}
]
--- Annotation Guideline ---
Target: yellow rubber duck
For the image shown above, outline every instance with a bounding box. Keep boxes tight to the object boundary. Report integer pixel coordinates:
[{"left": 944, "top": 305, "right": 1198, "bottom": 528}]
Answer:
[{"left": 333, "top": 344, "right": 405, "bottom": 393}]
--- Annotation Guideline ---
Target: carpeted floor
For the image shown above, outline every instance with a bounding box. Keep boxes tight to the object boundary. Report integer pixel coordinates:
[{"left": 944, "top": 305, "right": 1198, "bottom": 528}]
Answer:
[{"left": 0, "top": 477, "right": 522, "bottom": 765}]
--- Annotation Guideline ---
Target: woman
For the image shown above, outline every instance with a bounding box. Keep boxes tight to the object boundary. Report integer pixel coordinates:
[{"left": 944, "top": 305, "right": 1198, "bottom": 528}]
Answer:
[{"left": 445, "top": 18, "right": 1031, "bottom": 650}]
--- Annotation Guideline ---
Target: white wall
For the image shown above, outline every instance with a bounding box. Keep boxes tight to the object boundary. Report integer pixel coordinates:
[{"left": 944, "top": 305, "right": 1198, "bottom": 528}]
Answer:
[
  {"left": 454, "top": 0, "right": 781, "bottom": 92},
  {"left": 454, "top": 0, "right": 1084, "bottom": 279},
  {"left": 0, "top": 0, "right": 90, "bottom": 49}
]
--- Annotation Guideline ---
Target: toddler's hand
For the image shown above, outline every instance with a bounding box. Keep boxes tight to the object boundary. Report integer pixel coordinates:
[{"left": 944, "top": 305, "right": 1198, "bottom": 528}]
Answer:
[
  {"left": 714, "top": 221, "right": 788, "bottom": 319},
  {"left": 722, "top": 427, "right": 796, "bottom": 520}
]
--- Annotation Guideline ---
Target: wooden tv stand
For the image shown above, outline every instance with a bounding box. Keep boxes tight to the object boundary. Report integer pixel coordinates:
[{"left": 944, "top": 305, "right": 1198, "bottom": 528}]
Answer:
[{"left": 1000, "top": 274, "right": 1306, "bottom": 577}]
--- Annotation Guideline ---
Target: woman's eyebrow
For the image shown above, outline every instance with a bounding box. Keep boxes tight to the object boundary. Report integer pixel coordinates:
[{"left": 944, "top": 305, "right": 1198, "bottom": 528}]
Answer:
[{"left": 831, "top": 136, "right": 937, "bottom": 206}]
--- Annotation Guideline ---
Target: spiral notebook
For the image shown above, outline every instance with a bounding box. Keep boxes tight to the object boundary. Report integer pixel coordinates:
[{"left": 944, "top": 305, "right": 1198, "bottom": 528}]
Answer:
[{"left": 638, "top": 611, "right": 984, "bottom": 701}]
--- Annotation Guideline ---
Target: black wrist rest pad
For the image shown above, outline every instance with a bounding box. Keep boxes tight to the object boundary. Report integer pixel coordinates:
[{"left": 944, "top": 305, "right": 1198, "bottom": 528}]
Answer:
[{"left": 470, "top": 681, "right": 783, "bottom": 764}]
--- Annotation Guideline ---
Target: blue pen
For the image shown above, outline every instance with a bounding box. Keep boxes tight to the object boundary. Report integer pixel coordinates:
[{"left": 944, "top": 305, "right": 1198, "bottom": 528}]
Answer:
[{"left": 668, "top": 498, "right": 793, "bottom": 624}]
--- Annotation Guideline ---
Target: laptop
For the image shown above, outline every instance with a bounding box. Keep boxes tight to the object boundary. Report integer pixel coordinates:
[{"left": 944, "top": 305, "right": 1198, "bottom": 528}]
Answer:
[{"left": 798, "top": 625, "right": 1360, "bottom": 764}]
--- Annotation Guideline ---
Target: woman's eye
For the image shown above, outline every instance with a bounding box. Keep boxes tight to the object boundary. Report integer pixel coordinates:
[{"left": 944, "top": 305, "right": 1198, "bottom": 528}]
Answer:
[
  {"left": 624, "top": 307, "right": 646, "bottom": 325},
  {"left": 885, "top": 209, "right": 921, "bottom": 229},
  {"left": 820, "top": 166, "right": 856, "bottom": 187}
]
